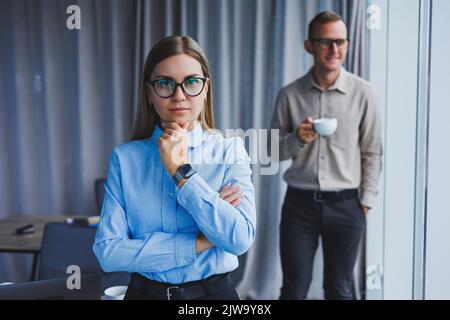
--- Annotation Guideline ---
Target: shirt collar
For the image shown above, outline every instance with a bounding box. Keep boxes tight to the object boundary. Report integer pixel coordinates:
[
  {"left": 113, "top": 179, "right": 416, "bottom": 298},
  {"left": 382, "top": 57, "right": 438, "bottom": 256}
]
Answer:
[
  {"left": 150, "top": 122, "right": 204, "bottom": 148},
  {"left": 302, "top": 66, "right": 348, "bottom": 94}
]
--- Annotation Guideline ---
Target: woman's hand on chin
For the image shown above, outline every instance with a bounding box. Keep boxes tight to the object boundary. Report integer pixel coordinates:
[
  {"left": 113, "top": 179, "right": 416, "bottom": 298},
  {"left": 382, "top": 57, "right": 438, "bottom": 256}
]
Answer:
[{"left": 157, "top": 121, "right": 189, "bottom": 175}]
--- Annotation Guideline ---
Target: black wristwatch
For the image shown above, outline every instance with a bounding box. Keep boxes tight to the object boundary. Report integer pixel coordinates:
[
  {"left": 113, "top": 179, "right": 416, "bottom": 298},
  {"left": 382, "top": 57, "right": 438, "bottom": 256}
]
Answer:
[{"left": 173, "top": 163, "right": 196, "bottom": 186}]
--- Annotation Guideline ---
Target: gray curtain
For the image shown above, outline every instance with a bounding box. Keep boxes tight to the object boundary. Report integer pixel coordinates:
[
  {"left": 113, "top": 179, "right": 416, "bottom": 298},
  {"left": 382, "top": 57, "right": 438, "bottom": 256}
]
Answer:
[{"left": 0, "top": 0, "right": 367, "bottom": 298}]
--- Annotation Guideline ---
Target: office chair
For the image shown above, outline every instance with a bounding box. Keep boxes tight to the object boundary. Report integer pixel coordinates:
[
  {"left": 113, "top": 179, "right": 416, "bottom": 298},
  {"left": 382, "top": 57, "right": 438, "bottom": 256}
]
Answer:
[
  {"left": 0, "top": 273, "right": 101, "bottom": 300},
  {"left": 38, "top": 222, "right": 129, "bottom": 291},
  {"left": 95, "top": 178, "right": 107, "bottom": 215}
]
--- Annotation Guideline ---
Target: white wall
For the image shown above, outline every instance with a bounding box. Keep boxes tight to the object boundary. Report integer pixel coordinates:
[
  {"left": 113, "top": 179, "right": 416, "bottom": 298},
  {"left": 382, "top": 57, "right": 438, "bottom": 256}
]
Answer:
[
  {"left": 367, "top": 0, "right": 420, "bottom": 299},
  {"left": 367, "top": 0, "right": 450, "bottom": 299},
  {"left": 366, "top": 0, "right": 388, "bottom": 300},
  {"left": 424, "top": 0, "right": 450, "bottom": 300},
  {"left": 382, "top": 0, "right": 420, "bottom": 300}
]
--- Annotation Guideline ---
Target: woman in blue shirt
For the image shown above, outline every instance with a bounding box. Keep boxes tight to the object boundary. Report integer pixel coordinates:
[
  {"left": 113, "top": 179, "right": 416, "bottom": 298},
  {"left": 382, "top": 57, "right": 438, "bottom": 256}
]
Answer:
[{"left": 93, "top": 35, "right": 256, "bottom": 300}]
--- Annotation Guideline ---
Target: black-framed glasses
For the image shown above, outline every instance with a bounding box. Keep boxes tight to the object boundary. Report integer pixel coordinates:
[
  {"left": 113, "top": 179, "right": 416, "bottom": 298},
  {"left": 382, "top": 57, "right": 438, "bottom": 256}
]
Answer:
[
  {"left": 148, "top": 76, "right": 208, "bottom": 98},
  {"left": 310, "top": 38, "right": 349, "bottom": 49}
]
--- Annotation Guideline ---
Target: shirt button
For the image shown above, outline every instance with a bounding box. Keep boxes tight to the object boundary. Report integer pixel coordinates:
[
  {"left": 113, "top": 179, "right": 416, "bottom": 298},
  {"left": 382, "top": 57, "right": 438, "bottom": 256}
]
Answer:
[
  {"left": 320, "top": 176, "right": 325, "bottom": 180},
  {"left": 169, "top": 192, "right": 174, "bottom": 197},
  {"left": 320, "top": 155, "right": 325, "bottom": 160}
]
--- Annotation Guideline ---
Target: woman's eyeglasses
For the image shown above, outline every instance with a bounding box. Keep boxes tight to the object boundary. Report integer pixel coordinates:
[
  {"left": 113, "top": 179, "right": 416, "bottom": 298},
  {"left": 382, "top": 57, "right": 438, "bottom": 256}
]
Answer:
[
  {"left": 310, "top": 38, "right": 349, "bottom": 50},
  {"left": 148, "top": 77, "right": 208, "bottom": 98}
]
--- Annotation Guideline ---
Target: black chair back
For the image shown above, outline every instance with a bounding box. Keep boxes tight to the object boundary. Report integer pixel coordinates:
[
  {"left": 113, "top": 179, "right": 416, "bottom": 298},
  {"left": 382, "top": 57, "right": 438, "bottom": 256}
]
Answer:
[
  {"left": 0, "top": 273, "right": 101, "bottom": 300},
  {"left": 95, "top": 178, "right": 106, "bottom": 214},
  {"left": 38, "top": 222, "right": 129, "bottom": 291}
]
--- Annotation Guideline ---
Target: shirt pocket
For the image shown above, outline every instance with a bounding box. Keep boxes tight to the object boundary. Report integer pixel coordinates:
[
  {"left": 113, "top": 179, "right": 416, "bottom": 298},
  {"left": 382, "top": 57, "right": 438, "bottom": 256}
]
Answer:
[{"left": 328, "top": 116, "right": 360, "bottom": 150}]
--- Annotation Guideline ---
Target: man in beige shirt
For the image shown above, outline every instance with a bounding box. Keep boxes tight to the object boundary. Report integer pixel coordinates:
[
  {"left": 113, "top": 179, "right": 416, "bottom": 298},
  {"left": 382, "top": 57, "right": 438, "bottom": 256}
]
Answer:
[{"left": 271, "top": 11, "right": 382, "bottom": 299}]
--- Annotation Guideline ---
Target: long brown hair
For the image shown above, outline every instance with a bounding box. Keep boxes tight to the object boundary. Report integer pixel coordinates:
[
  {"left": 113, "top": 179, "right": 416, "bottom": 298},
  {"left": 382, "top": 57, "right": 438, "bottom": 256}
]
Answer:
[{"left": 131, "top": 35, "right": 215, "bottom": 140}]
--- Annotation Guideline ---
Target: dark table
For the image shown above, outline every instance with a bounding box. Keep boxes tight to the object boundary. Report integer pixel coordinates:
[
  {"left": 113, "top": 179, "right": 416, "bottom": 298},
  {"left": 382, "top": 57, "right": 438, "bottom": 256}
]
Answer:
[{"left": 0, "top": 215, "right": 90, "bottom": 281}]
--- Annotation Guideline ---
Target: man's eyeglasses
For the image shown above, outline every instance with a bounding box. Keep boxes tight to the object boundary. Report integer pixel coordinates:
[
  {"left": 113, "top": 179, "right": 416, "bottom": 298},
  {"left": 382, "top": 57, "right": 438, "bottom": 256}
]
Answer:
[
  {"left": 310, "top": 38, "right": 349, "bottom": 49},
  {"left": 148, "top": 77, "right": 208, "bottom": 98}
]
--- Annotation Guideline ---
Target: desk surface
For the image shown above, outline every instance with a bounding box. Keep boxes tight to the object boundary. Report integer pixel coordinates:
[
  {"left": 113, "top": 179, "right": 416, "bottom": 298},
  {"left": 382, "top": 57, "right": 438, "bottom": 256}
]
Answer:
[{"left": 0, "top": 215, "right": 85, "bottom": 253}]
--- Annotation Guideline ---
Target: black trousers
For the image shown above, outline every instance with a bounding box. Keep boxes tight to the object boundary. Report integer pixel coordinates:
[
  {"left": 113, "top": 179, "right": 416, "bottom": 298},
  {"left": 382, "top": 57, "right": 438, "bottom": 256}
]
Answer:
[
  {"left": 124, "top": 273, "right": 240, "bottom": 300},
  {"left": 279, "top": 187, "right": 366, "bottom": 300}
]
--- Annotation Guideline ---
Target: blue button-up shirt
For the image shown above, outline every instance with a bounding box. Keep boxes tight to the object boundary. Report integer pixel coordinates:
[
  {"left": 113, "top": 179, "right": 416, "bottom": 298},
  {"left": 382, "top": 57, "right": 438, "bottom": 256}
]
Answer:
[{"left": 93, "top": 123, "right": 256, "bottom": 284}]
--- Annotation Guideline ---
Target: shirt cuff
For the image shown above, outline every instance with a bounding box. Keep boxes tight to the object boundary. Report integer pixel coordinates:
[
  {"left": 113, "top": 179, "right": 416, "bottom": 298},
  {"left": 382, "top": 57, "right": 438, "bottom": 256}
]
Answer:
[
  {"left": 286, "top": 132, "right": 305, "bottom": 152},
  {"left": 359, "top": 190, "right": 376, "bottom": 209},
  {"left": 175, "top": 232, "right": 197, "bottom": 266},
  {"left": 177, "top": 173, "right": 214, "bottom": 208}
]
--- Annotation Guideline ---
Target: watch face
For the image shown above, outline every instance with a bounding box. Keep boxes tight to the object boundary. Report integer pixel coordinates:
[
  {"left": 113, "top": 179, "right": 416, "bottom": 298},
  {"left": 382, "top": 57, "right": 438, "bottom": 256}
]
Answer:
[{"left": 180, "top": 164, "right": 192, "bottom": 175}]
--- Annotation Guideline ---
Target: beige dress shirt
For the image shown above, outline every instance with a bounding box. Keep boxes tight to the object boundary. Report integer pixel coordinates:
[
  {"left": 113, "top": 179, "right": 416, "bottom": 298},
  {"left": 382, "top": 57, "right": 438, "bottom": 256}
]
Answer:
[{"left": 271, "top": 67, "right": 383, "bottom": 208}]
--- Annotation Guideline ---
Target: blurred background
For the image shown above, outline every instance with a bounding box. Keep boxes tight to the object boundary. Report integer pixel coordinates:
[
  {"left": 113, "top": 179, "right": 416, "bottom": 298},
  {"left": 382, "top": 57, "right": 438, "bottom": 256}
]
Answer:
[{"left": 0, "top": 0, "right": 449, "bottom": 300}]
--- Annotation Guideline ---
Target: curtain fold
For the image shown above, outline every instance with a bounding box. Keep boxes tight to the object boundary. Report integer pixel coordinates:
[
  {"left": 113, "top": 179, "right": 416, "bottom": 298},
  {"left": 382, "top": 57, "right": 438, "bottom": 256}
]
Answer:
[{"left": 0, "top": 0, "right": 367, "bottom": 299}]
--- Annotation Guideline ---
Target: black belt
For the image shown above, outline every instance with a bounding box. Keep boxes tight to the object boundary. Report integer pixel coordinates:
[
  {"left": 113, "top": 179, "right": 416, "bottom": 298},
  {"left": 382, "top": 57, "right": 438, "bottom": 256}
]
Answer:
[
  {"left": 288, "top": 187, "right": 359, "bottom": 203},
  {"left": 129, "top": 272, "right": 232, "bottom": 300}
]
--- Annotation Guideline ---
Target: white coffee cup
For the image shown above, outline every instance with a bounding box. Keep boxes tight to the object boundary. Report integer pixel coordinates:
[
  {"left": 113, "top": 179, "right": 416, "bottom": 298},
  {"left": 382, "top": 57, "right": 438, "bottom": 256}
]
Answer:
[
  {"left": 103, "top": 285, "right": 128, "bottom": 300},
  {"left": 313, "top": 118, "right": 338, "bottom": 136}
]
